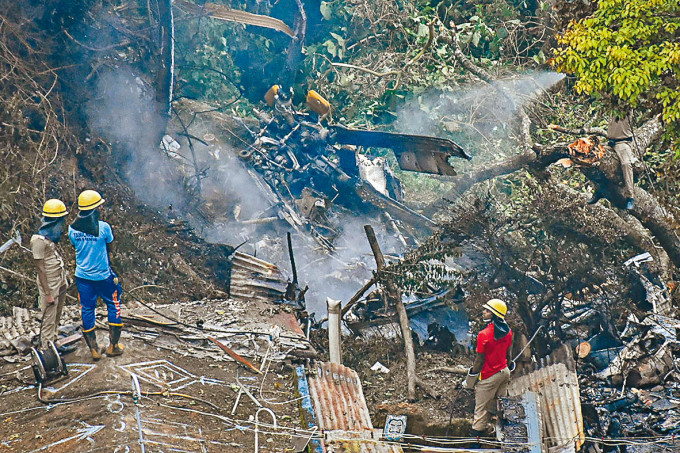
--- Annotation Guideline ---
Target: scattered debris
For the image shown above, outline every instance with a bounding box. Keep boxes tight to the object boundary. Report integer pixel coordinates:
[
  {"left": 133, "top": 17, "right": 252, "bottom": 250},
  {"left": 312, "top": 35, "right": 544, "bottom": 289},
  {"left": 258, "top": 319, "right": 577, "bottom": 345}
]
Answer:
[
  {"left": 625, "top": 252, "right": 654, "bottom": 268},
  {"left": 371, "top": 361, "right": 390, "bottom": 373}
]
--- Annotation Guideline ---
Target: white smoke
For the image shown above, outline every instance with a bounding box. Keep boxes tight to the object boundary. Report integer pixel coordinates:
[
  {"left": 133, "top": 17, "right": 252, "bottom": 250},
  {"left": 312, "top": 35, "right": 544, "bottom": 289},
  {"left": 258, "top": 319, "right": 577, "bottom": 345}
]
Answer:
[
  {"left": 394, "top": 70, "right": 566, "bottom": 165},
  {"left": 86, "top": 67, "right": 407, "bottom": 315}
]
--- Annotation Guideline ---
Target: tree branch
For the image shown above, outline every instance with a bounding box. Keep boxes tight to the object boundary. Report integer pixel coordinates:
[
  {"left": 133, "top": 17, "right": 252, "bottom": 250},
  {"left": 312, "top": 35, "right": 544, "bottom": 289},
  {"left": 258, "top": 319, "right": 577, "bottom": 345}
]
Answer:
[{"left": 548, "top": 124, "right": 607, "bottom": 137}]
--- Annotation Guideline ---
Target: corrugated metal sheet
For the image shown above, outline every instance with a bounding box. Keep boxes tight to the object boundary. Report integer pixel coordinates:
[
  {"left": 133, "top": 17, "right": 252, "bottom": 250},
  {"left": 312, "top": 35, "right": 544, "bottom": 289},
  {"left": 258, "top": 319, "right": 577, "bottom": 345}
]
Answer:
[
  {"left": 302, "top": 363, "right": 404, "bottom": 453},
  {"left": 507, "top": 345, "right": 585, "bottom": 453},
  {"left": 324, "top": 439, "right": 403, "bottom": 453},
  {"left": 230, "top": 251, "right": 288, "bottom": 302},
  {"left": 307, "top": 362, "right": 374, "bottom": 432}
]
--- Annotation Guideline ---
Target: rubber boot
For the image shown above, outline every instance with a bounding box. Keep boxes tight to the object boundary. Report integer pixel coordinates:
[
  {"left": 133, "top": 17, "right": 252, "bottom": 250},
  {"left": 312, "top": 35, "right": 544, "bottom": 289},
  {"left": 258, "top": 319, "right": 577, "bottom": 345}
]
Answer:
[
  {"left": 587, "top": 191, "right": 603, "bottom": 205},
  {"left": 106, "top": 324, "right": 124, "bottom": 356},
  {"left": 82, "top": 330, "right": 103, "bottom": 361},
  {"left": 469, "top": 428, "right": 485, "bottom": 449}
]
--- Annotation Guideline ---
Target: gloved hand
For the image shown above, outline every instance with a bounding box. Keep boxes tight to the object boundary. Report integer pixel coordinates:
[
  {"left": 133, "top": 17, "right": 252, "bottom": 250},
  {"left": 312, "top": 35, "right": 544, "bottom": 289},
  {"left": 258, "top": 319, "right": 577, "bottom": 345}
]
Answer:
[
  {"left": 110, "top": 269, "right": 121, "bottom": 286},
  {"left": 462, "top": 367, "right": 480, "bottom": 389},
  {"left": 508, "top": 360, "right": 516, "bottom": 372}
]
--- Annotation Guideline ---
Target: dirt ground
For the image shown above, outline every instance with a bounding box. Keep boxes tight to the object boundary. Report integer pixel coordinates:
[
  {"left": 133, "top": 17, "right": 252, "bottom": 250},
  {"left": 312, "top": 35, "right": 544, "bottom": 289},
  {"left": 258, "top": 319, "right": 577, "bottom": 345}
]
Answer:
[{"left": 0, "top": 299, "right": 311, "bottom": 453}]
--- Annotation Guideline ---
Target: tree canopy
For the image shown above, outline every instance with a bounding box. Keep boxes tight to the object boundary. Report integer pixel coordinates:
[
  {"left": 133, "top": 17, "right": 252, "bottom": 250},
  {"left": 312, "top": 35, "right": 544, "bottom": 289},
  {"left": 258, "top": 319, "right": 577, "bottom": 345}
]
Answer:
[{"left": 552, "top": 0, "right": 680, "bottom": 137}]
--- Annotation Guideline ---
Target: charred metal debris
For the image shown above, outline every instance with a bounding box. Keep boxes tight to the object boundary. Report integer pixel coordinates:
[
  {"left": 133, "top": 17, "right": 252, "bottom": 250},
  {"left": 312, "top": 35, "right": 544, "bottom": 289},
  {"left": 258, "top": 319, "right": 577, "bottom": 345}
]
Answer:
[{"left": 167, "top": 86, "right": 469, "bottom": 252}]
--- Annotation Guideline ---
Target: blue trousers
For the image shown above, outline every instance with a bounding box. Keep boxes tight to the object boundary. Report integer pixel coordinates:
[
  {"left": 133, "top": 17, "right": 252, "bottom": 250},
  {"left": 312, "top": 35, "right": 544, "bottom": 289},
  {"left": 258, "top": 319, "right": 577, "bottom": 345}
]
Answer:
[{"left": 76, "top": 275, "right": 123, "bottom": 331}]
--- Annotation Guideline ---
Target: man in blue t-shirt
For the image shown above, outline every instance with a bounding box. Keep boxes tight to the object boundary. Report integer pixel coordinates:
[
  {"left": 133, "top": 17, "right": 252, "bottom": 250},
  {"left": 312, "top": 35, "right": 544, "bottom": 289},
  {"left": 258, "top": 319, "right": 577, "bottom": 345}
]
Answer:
[{"left": 68, "top": 190, "right": 124, "bottom": 360}]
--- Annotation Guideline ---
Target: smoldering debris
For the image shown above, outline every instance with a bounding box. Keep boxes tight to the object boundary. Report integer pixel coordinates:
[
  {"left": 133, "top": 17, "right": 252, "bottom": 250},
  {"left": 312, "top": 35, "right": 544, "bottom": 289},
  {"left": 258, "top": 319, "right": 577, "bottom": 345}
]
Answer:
[{"left": 164, "top": 92, "right": 455, "bottom": 252}]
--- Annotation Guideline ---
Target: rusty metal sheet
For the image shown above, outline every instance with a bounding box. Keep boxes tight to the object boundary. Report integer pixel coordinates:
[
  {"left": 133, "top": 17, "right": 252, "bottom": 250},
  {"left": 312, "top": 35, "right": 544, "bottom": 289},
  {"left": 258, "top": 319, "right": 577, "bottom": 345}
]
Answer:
[
  {"left": 507, "top": 345, "right": 585, "bottom": 453},
  {"left": 307, "top": 362, "right": 374, "bottom": 433},
  {"left": 272, "top": 312, "right": 305, "bottom": 336},
  {"left": 324, "top": 439, "right": 403, "bottom": 453},
  {"left": 232, "top": 251, "right": 284, "bottom": 277},
  {"left": 230, "top": 251, "right": 287, "bottom": 302},
  {"left": 301, "top": 363, "right": 404, "bottom": 452}
]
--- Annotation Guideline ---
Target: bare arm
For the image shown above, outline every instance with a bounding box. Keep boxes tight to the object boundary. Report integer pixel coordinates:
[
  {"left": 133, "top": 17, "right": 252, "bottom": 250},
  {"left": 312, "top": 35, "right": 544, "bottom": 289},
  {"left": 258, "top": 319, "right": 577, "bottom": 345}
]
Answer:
[
  {"left": 471, "top": 352, "right": 485, "bottom": 375},
  {"left": 34, "top": 259, "right": 54, "bottom": 304},
  {"left": 106, "top": 241, "right": 117, "bottom": 271}
]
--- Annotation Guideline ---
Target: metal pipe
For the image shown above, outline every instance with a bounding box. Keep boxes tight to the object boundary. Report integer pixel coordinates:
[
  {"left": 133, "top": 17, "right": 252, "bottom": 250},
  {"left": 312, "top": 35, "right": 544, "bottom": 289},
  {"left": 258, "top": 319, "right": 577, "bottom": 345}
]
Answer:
[
  {"left": 130, "top": 374, "right": 146, "bottom": 453},
  {"left": 327, "top": 297, "right": 342, "bottom": 364},
  {"left": 254, "top": 407, "right": 277, "bottom": 453}
]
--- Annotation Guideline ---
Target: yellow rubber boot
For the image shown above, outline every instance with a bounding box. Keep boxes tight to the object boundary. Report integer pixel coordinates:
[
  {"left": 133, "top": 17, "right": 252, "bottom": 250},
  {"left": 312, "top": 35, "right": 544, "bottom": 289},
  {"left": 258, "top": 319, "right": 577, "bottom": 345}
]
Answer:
[
  {"left": 106, "top": 324, "right": 124, "bottom": 357},
  {"left": 82, "top": 329, "right": 103, "bottom": 361}
]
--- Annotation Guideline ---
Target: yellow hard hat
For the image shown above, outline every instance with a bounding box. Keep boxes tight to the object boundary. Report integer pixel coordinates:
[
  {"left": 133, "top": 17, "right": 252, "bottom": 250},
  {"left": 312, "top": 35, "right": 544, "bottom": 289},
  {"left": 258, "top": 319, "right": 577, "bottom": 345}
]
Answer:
[
  {"left": 483, "top": 299, "right": 507, "bottom": 319},
  {"left": 264, "top": 84, "right": 281, "bottom": 107},
  {"left": 306, "top": 90, "right": 331, "bottom": 116},
  {"left": 42, "top": 199, "right": 68, "bottom": 218},
  {"left": 78, "top": 190, "right": 104, "bottom": 210}
]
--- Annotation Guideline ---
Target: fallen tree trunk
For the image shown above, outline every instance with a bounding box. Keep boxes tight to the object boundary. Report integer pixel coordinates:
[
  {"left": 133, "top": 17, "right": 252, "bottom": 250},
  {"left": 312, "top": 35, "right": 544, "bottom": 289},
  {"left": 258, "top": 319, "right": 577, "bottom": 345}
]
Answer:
[
  {"left": 437, "top": 113, "right": 680, "bottom": 270},
  {"left": 438, "top": 25, "right": 680, "bottom": 271}
]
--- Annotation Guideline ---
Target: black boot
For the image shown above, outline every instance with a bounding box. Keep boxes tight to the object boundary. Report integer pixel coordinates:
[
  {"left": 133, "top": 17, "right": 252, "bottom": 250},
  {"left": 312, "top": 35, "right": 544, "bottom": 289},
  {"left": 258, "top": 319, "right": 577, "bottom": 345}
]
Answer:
[
  {"left": 106, "top": 324, "right": 124, "bottom": 356},
  {"left": 588, "top": 191, "right": 603, "bottom": 204},
  {"left": 469, "top": 428, "right": 485, "bottom": 449},
  {"left": 82, "top": 329, "right": 103, "bottom": 361}
]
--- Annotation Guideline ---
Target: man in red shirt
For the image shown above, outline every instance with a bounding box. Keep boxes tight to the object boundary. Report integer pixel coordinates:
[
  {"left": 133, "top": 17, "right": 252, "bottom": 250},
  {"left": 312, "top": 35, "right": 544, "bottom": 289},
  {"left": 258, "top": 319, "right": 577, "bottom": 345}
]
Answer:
[{"left": 462, "top": 299, "right": 513, "bottom": 436}]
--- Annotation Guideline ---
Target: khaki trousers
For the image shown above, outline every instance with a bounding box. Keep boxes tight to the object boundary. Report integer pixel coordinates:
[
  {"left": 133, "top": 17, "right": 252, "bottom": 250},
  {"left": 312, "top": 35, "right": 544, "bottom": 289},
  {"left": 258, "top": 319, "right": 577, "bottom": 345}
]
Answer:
[
  {"left": 472, "top": 367, "right": 510, "bottom": 432},
  {"left": 614, "top": 142, "right": 636, "bottom": 199},
  {"left": 39, "top": 283, "right": 67, "bottom": 344}
]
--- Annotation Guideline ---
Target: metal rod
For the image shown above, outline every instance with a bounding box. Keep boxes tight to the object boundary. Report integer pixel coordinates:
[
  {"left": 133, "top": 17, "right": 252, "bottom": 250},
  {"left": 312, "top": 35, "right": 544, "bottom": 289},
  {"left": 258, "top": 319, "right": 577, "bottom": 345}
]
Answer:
[
  {"left": 513, "top": 325, "right": 544, "bottom": 362},
  {"left": 131, "top": 374, "right": 146, "bottom": 453},
  {"left": 254, "top": 407, "right": 277, "bottom": 453},
  {"left": 231, "top": 389, "right": 243, "bottom": 415},
  {"left": 287, "top": 232, "right": 298, "bottom": 286}
]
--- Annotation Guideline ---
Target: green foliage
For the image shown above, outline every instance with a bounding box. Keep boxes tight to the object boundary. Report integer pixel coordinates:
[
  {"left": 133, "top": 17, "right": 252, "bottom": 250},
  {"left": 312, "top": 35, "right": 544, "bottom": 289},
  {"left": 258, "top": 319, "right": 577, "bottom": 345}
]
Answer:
[
  {"left": 175, "top": 19, "right": 244, "bottom": 105},
  {"left": 552, "top": 0, "right": 680, "bottom": 137}
]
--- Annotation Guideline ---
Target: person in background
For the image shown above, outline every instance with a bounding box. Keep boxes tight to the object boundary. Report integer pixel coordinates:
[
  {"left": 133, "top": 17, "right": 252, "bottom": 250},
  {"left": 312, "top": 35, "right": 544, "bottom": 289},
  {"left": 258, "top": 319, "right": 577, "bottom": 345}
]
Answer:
[
  {"left": 68, "top": 190, "right": 124, "bottom": 360},
  {"left": 462, "top": 299, "right": 514, "bottom": 438},
  {"left": 591, "top": 113, "right": 637, "bottom": 209},
  {"left": 31, "top": 199, "right": 69, "bottom": 349},
  {"left": 607, "top": 113, "right": 636, "bottom": 210}
]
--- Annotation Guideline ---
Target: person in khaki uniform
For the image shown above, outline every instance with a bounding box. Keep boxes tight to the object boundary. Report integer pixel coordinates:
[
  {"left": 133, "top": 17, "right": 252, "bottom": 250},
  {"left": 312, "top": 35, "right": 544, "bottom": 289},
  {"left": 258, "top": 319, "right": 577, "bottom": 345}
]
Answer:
[
  {"left": 462, "top": 299, "right": 514, "bottom": 438},
  {"left": 589, "top": 113, "right": 637, "bottom": 210},
  {"left": 31, "top": 199, "right": 69, "bottom": 346},
  {"left": 607, "top": 114, "right": 636, "bottom": 210}
]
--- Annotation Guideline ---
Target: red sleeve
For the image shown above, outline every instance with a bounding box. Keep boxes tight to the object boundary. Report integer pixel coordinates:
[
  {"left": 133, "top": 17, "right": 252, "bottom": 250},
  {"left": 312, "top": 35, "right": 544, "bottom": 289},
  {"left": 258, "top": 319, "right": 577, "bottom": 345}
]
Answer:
[{"left": 476, "top": 329, "right": 488, "bottom": 354}]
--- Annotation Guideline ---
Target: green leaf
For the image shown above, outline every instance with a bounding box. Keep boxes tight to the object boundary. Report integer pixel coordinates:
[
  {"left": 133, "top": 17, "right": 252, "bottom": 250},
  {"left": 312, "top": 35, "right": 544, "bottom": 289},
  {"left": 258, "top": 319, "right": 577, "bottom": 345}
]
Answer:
[
  {"left": 324, "top": 39, "right": 337, "bottom": 57},
  {"left": 330, "top": 32, "right": 345, "bottom": 47},
  {"left": 320, "top": 2, "right": 332, "bottom": 20},
  {"left": 472, "top": 31, "right": 481, "bottom": 47}
]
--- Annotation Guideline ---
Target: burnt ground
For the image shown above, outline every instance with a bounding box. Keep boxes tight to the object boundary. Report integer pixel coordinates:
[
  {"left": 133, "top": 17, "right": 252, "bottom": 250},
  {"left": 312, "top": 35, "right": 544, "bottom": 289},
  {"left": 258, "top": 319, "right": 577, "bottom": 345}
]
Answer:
[{"left": 0, "top": 298, "right": 310, "bottom": 452}]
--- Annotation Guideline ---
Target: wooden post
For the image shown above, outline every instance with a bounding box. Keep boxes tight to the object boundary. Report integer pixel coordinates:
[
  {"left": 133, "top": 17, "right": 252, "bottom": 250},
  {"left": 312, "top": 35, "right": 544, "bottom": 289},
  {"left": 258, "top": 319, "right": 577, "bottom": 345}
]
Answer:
[
  {"left": 364, "top": 224, "right": 417, "bottom": 400},
  {"left": 364, "top": 225, "right": 390, "bottom": 313}
]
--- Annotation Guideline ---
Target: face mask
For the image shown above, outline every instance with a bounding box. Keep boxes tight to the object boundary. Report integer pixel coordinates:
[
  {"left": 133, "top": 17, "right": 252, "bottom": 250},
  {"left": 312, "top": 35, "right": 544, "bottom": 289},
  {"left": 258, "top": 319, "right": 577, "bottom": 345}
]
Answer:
[
  {"left": 71, "top": 209, "right": 100, "bottom": 237},
  {"left": 38, "top": 217, "right": 65, "bottom": 243}
]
